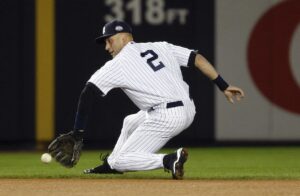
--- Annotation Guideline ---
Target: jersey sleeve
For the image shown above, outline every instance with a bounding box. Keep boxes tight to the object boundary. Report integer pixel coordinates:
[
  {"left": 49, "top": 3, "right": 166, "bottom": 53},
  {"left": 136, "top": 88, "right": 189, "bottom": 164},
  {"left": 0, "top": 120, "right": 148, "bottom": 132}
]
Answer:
[
  {"left": 88, "top": 60, "right": 124, "bottom": 96},
  {"left": 165, "top": 42, "right": 195, "bottom": 67}
]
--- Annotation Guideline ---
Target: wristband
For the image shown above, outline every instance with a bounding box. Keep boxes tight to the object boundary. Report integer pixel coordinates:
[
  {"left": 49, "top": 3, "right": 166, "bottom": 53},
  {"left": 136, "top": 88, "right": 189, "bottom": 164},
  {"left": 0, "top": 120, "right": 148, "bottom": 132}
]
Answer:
[
  {"left": 213, "top": 75, "right": 229, "bottom": 91},
  {"left": 72, "top": 129, "right": 84, "bottom": 141}
]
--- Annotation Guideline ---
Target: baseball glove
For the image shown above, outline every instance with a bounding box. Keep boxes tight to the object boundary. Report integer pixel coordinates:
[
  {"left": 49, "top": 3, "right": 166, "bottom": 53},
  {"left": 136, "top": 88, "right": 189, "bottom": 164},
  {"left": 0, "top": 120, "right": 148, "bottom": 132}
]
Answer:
[{"left": 48, "top": 131, "right": 83, "bottom": 168}]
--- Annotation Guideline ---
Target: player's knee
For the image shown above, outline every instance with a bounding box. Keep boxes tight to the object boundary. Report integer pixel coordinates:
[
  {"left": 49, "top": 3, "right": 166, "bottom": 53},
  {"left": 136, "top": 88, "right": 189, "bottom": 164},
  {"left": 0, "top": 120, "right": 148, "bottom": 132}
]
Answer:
[
  {"left": 107, "top": 153, "right": 126, "bottom": 171},
  {"left": 122, "top": 115, "right": 133, "bottom": 128},
  {"left": 121, "top": 114, "right": 136, "bottom": 134},
  {"left": 107, "top": 156, "right": 117, "bottom": 170}
]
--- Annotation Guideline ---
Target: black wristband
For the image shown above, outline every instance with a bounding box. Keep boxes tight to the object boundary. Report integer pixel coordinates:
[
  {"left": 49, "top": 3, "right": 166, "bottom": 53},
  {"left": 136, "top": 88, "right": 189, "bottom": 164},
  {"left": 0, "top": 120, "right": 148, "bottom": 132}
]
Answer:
[
  {"left": 213, "top": 75, "right": 229, "bottom": 91},
  {"left": 72, "top": 129, "right": 84, "bottom": 140}
]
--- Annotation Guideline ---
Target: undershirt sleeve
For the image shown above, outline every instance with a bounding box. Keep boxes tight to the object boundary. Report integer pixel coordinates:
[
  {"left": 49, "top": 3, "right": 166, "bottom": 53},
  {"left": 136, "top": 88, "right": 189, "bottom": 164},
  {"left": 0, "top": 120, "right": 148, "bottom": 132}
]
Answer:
[
  {"left": 73, "top": 82, "right": 103, "bottom": 131},
  {"left": 187, "top": 50, "right": 198, "bottom": 67}
]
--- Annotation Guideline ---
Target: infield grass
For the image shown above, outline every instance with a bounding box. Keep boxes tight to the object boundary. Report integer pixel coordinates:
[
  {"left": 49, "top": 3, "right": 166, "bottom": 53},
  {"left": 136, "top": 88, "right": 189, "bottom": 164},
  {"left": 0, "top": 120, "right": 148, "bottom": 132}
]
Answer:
[{"left": 1, "top": 147, "right": 300, "bottom": 179}]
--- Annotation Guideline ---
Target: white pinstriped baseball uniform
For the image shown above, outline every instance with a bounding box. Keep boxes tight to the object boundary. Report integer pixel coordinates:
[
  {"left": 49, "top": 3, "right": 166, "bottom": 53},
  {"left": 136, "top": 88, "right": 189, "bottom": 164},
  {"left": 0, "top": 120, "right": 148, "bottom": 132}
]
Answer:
[{"left": 88, "top": 41, "right": 196, "bottom": 171}]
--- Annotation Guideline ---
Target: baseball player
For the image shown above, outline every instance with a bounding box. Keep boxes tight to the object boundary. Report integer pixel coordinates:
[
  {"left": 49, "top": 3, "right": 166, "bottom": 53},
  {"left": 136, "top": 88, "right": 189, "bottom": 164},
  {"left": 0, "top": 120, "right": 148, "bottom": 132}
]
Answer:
[{"left": 48, "top": 20, "right": 244, "bottom": 180}]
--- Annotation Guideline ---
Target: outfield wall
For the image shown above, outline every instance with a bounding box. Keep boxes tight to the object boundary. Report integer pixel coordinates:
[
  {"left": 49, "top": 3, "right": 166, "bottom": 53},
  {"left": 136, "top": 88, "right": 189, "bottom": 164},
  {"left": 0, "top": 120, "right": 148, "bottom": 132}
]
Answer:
[
  {"left": 216, "top": 0, "right": 300, "bottom": 141},
  {"left": 0, "top": 0, "right": 299, "bottom": 147}
]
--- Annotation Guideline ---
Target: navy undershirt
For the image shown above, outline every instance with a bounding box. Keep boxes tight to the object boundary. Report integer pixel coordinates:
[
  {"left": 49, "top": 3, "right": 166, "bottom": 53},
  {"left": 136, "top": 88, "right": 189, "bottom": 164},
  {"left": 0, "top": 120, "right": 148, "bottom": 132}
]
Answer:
[{"left": 73, "top": 82, "right": 103, "bottom": 131}]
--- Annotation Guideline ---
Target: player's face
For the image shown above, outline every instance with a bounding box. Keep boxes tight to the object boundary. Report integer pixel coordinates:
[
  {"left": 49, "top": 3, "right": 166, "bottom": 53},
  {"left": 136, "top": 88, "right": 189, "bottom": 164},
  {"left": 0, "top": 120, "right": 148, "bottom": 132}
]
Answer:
[{"left": 105, "top": 34, "right": 125, "bottom": 58}]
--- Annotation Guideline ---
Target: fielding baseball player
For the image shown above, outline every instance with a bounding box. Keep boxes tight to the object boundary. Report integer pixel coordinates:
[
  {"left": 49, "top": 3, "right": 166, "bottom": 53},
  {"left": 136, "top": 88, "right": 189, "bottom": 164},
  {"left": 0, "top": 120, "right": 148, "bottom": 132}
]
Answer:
[{"left": 48, "top": 20, "right": 244, "bottom": 180}]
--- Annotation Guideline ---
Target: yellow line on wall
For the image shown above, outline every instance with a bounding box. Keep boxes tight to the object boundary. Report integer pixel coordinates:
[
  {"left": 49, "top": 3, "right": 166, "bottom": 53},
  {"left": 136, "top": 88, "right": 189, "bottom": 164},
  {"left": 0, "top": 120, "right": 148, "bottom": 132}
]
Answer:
[{"left": 35, "top": 0, "right": 55, "bottom": 142}]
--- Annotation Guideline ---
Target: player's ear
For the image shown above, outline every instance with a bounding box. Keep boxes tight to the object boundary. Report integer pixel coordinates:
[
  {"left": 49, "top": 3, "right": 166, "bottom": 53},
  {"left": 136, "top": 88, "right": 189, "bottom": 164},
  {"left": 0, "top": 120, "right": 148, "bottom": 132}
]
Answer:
[{"left": 121, "top": 33, "right": 133, "bottom": 44}]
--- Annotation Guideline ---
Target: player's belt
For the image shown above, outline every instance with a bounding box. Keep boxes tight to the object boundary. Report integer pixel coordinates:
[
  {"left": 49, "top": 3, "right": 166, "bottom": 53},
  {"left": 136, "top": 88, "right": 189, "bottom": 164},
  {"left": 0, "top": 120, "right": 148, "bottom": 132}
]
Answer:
[
  {"left": 166, "top": 101, "right": 184, "bottom": 108},
  {"left": 149, "top": 101, "right": 184, "bottom": 111}
]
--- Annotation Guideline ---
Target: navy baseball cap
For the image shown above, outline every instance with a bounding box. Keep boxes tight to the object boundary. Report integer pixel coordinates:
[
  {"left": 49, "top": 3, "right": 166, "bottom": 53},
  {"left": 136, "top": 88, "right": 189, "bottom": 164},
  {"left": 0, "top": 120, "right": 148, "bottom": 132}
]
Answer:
[{"left": 95, "top": 20, "right": 132, "bottom": 44}]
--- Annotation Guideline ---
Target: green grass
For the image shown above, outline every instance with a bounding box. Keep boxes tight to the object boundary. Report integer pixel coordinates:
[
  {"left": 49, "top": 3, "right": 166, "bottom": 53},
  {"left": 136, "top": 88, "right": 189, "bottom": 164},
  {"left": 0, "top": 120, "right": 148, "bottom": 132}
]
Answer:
[{"left": 1, "top": 147, "right": 300, "bottom": 179}]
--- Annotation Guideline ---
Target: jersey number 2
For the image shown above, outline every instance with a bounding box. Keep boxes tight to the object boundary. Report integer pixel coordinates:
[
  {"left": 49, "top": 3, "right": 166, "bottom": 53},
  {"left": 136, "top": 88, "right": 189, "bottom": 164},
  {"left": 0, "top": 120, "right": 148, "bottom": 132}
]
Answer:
[{"left": 140, "top": 50, "right": 165, "bottom": 72}]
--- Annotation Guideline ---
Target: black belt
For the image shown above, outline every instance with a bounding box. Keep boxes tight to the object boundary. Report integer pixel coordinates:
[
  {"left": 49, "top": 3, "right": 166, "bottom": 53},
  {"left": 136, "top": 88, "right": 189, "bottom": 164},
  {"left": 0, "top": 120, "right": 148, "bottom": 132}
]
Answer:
[
  {"left": 149, "top": 101, "right": 183, "bottom": 111},
  {"left": 166, "top": 101, "right": 184, "bottom": 108}
]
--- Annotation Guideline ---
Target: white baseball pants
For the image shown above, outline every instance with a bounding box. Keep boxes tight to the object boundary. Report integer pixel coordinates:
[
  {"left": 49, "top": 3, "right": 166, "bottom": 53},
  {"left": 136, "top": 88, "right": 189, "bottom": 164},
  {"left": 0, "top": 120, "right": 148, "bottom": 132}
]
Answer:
[{"left": 107, "top": 100, "right": 196, "bottom": 172}]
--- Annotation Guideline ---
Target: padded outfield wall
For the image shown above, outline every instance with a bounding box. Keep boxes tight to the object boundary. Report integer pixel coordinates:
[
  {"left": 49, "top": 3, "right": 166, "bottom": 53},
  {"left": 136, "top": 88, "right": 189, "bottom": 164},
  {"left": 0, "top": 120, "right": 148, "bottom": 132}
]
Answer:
[{"left": 0, "top": 0, "right": 299, "bottom": 147}]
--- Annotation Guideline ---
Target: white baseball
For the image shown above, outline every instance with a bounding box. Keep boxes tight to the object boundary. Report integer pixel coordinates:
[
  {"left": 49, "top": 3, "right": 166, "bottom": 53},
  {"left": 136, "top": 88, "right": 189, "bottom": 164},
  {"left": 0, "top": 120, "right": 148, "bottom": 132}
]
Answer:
[{"left": 41, "top": 153, "right": 52, "bottom": 163}]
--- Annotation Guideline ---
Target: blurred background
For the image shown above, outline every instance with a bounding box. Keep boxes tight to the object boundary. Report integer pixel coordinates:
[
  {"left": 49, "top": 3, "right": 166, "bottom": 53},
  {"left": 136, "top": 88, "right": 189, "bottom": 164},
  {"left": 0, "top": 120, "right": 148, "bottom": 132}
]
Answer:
[{"left": 0, "top": 0, "right": 299, "bottom": 150}]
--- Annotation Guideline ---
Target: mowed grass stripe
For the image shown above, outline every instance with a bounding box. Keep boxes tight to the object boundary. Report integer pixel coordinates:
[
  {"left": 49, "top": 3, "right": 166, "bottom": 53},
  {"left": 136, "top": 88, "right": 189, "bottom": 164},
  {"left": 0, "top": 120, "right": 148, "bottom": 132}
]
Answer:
[{"left": 0, "top": 147, "right": 300, "bottom": 179}]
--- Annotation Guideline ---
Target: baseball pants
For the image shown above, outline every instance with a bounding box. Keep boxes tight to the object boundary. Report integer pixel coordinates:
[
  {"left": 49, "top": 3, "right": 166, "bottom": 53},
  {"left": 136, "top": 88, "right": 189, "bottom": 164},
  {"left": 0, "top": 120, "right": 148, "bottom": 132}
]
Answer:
[{"left": 107, "top": 100, "right": 196, "bottom": 172}]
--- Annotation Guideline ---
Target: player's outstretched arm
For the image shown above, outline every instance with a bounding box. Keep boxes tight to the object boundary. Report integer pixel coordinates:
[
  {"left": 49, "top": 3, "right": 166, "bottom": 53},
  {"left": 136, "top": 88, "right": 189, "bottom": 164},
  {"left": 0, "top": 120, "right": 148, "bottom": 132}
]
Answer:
[
  {"left": 194, "top": 53, "right": 245, "bottom": 103},
  {"left": 47, "top": 82, "right": 103, "bottom": 168},
  {"left": 73, "top": 82, "right": 104, "bottom": 132}
]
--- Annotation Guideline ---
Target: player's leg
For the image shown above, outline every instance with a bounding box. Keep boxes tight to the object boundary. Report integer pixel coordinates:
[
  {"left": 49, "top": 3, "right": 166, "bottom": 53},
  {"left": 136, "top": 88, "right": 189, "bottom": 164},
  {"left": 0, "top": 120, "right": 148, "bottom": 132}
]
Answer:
[
  {"left": 108, "top": 104, "right": 195, "bottom": 172},
  {"left": 108, "top": 110, "right": 146, "bottom": 160},
  {"left": 108, "top": 124, "right": 183, "bottom": 171},
  {"left": 83, "top": 110, "right": 146, "bottom": 174}
]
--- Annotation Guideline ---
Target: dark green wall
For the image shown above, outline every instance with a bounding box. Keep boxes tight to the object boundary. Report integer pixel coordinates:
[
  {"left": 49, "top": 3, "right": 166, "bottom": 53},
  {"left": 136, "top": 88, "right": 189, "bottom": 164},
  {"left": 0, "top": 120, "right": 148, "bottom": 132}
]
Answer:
[{"left": 0, "top": 0, "right": 35, "bottom": 143}]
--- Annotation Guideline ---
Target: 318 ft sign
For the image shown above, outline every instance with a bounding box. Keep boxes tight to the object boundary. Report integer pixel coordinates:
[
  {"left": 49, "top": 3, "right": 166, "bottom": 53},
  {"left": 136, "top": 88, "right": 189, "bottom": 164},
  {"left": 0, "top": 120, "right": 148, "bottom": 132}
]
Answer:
[{"left": 104, "top": 0, "right": 189, "bottom": 25}]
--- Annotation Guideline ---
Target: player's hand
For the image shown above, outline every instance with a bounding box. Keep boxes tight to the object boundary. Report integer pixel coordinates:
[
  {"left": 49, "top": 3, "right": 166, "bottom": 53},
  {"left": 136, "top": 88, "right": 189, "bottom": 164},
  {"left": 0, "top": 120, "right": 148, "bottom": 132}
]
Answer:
[{"left": 223, "top": 86, "right": 245, "bottom": 104}]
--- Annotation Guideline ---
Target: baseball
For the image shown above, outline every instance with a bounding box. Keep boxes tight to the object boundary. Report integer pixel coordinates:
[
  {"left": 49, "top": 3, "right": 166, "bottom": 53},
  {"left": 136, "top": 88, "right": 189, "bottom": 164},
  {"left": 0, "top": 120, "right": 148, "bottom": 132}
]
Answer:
[{"left": 41, "top": 153, "right": 52, "bottom": 163}]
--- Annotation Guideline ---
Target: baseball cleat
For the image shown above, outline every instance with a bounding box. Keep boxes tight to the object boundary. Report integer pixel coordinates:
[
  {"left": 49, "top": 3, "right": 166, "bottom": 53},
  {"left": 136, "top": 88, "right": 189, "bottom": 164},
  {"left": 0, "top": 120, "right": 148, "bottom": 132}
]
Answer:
[
  {"left": 171, "top": 148, "right": 188, "bottom": 180},
  {"left": 83, "top": 153, "right": 123, "bottom": 174},
  {"left": 83, "top": 164, "right": 123, "bottom": 174}
]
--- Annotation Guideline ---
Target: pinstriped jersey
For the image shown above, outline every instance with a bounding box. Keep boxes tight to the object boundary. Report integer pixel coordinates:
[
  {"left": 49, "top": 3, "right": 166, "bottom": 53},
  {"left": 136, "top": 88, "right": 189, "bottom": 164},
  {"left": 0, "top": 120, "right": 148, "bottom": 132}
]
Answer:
[{"left": 88, "top": 41, "right": 194, "bottom": 110}]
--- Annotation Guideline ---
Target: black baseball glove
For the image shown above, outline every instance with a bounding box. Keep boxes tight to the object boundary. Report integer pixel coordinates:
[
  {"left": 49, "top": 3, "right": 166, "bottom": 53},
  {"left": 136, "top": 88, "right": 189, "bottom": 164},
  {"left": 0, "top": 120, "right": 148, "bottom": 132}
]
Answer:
[{"left": 48, "top": 131, "right": 83, "bottom": 168}]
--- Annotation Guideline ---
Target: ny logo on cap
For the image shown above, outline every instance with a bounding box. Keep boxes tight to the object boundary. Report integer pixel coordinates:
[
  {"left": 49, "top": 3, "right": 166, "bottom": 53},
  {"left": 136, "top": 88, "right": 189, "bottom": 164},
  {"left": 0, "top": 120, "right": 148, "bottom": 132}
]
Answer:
[{"left": 102, "top": 26, "right": 106, "bottom": 34}]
